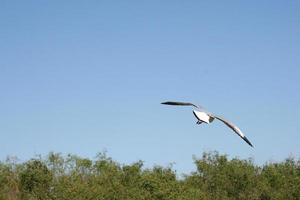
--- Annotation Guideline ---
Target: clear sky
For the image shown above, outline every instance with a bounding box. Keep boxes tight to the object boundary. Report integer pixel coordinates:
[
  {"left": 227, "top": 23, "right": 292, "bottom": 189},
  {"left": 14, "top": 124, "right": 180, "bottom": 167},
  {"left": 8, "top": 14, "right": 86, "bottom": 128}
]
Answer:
[{"left": 1, "top": 1, "right": 300, "bottom": 174}]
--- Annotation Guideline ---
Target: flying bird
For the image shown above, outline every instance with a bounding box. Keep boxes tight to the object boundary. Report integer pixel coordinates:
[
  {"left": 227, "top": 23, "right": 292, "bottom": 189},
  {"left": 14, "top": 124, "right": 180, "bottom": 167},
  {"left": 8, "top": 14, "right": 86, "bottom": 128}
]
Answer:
[{"left": 161, "top": 101, "right": 253, "bottom": 147}]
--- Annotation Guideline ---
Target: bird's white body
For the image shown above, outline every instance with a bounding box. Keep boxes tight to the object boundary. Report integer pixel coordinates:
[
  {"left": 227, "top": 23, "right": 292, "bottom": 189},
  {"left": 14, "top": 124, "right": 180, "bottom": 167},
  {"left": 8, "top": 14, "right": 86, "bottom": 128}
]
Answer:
[{"left": 193, "top": 110, "right": 212, "bottom": 124}]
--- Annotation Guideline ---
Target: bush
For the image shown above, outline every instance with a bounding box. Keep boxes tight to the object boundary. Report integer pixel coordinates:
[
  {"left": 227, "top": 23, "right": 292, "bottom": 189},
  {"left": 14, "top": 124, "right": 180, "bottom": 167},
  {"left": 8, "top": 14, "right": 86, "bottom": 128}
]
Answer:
[
  {"left": 0, "top": 152, "right": 299, "bottom": 200},
  {"left": 19, "top": 160, "right": 52, "bottom": 200}
]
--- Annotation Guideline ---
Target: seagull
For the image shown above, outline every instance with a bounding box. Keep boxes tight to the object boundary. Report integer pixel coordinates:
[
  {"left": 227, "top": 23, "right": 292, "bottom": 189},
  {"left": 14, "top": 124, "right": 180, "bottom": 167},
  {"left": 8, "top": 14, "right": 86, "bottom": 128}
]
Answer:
[{"left": 161, "top": 101, "right": 253, "bottom": 147}]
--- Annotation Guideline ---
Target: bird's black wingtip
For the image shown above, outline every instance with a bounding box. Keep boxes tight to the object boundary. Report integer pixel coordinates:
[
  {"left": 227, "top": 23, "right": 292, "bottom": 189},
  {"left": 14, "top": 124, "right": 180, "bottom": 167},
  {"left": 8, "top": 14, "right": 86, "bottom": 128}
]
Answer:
[
  {"left": 243, "top": 136, "right": 254, "bottom": 148},
  {"left": 161, "top": 101, "right": 177, "bottom": 105}
]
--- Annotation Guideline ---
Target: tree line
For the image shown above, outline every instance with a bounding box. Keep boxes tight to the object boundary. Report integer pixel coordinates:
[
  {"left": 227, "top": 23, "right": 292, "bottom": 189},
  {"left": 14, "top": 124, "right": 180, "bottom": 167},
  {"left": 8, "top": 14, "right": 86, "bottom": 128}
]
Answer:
[{"left": 0, "top": 151, "right": 299, "bottom": 200}]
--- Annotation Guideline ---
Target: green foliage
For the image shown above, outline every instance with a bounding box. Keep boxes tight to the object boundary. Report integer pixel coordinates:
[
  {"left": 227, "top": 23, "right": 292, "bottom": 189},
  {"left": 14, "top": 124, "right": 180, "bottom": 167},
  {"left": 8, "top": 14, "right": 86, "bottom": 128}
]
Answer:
[
  {"left": 19, "top": 160, "right": 53, "bottom": 200},
  {"left": 0, "top": 151, "right": 299, "bottom": 200}
]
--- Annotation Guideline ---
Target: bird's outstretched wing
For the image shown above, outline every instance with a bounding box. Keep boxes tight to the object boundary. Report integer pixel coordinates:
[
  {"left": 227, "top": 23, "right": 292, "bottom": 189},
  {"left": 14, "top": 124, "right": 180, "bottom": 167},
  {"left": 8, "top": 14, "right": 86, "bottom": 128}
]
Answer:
[
  {"left": 161, "top": 101, "right": 200, "bottom": 108},
  {"left": 214, "top": 115, "right": 254, "bottom": 147}
]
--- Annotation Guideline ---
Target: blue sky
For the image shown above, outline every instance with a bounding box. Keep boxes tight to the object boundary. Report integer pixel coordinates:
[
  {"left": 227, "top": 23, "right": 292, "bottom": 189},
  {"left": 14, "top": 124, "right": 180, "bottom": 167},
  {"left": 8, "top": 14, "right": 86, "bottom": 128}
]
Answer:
[{"left": 1, "top": 1, "right": 300, "bottom": 173}]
